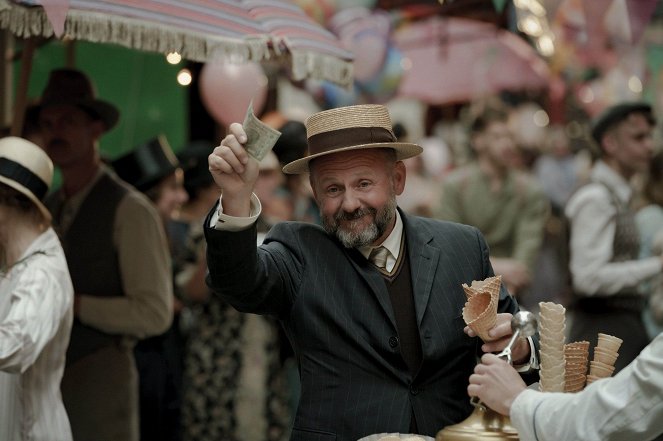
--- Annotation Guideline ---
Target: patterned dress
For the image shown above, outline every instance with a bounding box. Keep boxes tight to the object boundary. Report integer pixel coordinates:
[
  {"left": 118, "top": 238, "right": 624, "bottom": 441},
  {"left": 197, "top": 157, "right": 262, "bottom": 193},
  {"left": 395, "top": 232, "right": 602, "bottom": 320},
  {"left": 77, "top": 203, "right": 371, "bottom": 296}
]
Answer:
[{"left": 170, "top": 219, "right": 291, "bottom": 441}]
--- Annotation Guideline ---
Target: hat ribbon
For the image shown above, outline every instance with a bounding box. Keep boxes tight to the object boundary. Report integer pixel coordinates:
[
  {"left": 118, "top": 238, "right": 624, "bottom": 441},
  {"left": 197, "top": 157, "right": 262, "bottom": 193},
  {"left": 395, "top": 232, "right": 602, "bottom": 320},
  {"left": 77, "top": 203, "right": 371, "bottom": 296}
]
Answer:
[
  {"left": 307, "top": 127, "right": 396, "bottom": 156},
  {"left": 0, "top": 158, "right": 48, "bottom": 199}
]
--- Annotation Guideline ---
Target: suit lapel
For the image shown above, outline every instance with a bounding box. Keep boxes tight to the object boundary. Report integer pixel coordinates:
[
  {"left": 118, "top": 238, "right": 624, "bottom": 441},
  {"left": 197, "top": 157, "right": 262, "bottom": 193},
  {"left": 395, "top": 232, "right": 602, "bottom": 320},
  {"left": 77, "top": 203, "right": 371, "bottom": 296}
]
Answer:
[{"left": 403, "top": 212, "right": 440, "bottom": 326}]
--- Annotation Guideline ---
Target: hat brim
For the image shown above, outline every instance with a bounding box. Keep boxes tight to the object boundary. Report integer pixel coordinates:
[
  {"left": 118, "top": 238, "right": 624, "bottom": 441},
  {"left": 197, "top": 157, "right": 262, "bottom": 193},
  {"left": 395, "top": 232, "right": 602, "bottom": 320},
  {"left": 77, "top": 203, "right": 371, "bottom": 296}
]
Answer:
[
  {"left": 39, "top": 99, "right": 120, "bottom": 132},
  {"left": 0, "top": 176, "right": 51, "bottom": 223},
  {"left": 281, "top": 142, "right": 423, "bottom": 174}
]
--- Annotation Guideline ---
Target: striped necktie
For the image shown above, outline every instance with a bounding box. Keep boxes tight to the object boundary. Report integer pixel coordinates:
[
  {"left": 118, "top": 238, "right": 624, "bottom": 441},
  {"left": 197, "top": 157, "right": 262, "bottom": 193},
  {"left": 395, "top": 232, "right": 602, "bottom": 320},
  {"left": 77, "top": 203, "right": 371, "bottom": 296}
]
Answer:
[{"left": 369, "top": 246, "right": 389, "bottom": 269}]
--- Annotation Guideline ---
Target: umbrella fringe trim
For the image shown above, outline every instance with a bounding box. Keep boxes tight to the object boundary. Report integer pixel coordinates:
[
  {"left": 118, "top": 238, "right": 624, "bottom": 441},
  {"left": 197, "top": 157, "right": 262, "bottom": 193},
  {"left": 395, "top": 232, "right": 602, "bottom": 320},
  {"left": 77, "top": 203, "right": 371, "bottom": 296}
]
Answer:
[{"left": 0, "top": 1, "right": 353, "bottom": 86}]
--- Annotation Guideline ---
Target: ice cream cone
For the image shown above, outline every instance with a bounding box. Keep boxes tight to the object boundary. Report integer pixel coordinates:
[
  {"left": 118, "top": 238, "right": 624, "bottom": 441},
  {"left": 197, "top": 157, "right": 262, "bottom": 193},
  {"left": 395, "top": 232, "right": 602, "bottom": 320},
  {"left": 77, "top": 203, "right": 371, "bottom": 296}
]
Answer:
[{"left": 462, "top": 291, "right": 498, "bottom": 342}]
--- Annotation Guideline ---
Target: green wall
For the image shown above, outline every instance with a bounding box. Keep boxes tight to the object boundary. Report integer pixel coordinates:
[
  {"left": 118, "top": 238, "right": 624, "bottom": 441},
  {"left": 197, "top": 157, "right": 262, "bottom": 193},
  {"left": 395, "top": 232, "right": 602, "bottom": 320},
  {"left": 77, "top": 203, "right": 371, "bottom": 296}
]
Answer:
[{"left": 14, "top": 39, "right": 188, "bottom": 159}]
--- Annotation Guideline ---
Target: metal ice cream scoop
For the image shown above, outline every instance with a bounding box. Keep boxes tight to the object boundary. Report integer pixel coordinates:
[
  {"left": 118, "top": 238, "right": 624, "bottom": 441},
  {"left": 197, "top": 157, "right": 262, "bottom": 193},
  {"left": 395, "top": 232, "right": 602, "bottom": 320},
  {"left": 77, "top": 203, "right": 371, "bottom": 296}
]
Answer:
[{"left": 496, "top": 311, "right": 538, "bottom": 365}]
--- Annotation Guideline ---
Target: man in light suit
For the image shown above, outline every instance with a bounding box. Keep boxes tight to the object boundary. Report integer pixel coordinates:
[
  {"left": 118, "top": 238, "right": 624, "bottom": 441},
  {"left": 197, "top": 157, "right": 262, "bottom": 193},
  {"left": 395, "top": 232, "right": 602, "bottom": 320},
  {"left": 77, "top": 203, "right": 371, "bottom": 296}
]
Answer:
[{"left": 205, "top": 105, "right": 538, "bottom": 441}]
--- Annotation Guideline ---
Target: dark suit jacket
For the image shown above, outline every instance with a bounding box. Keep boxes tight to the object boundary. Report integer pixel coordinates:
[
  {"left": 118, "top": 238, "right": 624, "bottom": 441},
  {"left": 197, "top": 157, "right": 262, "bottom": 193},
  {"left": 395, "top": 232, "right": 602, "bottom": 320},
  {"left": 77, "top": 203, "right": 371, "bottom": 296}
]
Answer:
[{"left": 205, "top": 208, "right": 533, "bottom": 441}]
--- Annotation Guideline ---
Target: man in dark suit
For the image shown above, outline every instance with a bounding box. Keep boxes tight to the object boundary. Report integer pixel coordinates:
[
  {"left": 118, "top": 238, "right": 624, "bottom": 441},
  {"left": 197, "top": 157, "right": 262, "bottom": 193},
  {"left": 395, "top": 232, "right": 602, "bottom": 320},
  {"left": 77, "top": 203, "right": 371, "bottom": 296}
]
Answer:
[{"left": 205, "top": 104, "right": 538, "bottom": 441}]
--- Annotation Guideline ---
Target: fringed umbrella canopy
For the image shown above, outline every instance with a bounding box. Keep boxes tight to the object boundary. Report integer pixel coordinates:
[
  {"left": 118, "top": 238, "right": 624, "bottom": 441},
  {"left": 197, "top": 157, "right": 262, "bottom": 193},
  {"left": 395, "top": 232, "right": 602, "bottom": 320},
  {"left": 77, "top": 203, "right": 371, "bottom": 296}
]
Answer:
[{"left": 0, "top": 0, "right": 354, "bottom": 86}]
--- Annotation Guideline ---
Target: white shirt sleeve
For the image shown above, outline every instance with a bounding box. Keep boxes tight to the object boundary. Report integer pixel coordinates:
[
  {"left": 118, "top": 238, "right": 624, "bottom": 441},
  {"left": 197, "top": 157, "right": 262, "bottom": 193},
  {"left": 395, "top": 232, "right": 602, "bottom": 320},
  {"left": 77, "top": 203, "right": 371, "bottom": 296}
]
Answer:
[
  {"left": 210, "top": 193, "right": 262, "bottom": 231},
  {"left": 566, "top": 184, "right": 661, "bottom": 295},
  {"left": 510, "top": 333, "right": 663, "bottom": 441},
  {"left": 0, "top": 260, "right": 72, "bottom": 373}
]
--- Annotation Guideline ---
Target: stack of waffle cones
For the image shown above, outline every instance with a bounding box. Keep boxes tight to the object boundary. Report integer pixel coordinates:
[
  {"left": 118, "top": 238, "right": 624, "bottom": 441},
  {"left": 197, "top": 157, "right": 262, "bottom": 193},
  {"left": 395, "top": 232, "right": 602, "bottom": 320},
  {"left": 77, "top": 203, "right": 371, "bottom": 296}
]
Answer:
[
  {"left": 461, "top": 275, "right": 501, "bottom": 342},
  {"left": 587, "top": 333, "right": 622, "bottom": 385},
  {"left": 538, "top": 302, "right": 566, "bottom": 392},
  {"left": 564, "top": 341, "right": 589, "bottom": 392}
]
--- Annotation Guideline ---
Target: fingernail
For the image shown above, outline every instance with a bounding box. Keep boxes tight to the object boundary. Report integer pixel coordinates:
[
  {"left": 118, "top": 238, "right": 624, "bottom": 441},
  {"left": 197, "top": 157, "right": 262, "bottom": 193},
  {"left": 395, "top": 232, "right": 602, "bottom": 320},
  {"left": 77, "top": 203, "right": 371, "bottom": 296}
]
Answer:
[
  {"left": 240, "top": 135, "right": 247, "bottom": 143},
  {"left": 241, "top": 157, "right": 248, "bottom": 164}
]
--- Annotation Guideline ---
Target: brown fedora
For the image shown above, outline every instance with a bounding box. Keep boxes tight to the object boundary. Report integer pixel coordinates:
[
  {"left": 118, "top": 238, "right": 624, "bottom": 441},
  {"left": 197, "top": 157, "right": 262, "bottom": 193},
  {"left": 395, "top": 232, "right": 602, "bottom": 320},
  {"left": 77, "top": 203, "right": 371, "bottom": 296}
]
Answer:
[
  {"left": 281, "top": 104, "right": 422, "bottom": 174},
  {"left": 0, "top": 137, "right": 54, "bottom": 222},
  {"left": 38, "top": 69, "right": 119, "bottom": 131}
]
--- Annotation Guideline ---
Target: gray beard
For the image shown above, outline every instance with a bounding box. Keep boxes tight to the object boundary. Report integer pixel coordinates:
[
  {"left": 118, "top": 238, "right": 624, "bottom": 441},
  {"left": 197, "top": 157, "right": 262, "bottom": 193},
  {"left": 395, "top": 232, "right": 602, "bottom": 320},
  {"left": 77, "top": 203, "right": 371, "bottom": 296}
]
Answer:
[{"left": 321, "top": 196, "right": 397, "bottom": 249}]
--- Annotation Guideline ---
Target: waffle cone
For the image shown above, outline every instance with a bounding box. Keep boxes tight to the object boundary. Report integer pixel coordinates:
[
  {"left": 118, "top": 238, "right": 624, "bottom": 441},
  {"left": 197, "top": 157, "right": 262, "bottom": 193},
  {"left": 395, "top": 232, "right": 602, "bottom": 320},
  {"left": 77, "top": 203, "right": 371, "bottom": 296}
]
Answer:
[
  {"left": 462, "top": 291, "right": 498, "bottom": 342},
  {"left": 462, "top": 275, "right": 502, "bottom": 303}
]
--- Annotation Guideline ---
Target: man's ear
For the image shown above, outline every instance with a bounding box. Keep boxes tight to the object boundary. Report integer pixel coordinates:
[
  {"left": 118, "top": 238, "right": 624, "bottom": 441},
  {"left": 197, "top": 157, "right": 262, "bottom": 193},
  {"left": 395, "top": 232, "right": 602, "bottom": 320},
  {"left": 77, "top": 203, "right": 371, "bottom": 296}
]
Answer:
[
  {"left": 89, "top": 119, "right": 105, "bottom": 140},
  {"left": 309, "top": 173, "right": 318, "bottom": 200},
  {"left": 602, "top": 132, "right": 617, "bottom": 156},
  {"left": 393, "top": 160, "right": 406, "bottom": 196}
]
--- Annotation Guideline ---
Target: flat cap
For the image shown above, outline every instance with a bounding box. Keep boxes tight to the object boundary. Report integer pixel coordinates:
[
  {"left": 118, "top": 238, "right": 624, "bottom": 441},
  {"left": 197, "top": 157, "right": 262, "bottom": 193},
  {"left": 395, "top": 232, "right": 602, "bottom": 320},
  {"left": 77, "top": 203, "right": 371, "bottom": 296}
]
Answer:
[{"left": 591, "top": 102, "right": 654, "bottom": 144}]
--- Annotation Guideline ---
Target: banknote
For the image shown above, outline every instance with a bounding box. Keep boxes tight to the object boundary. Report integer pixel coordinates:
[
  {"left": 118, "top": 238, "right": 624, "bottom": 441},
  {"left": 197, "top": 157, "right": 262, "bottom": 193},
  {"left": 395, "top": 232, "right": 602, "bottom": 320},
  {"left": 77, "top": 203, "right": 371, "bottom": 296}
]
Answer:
[{"left": 242, "top": 101, "right": 281, "bottom": 161}]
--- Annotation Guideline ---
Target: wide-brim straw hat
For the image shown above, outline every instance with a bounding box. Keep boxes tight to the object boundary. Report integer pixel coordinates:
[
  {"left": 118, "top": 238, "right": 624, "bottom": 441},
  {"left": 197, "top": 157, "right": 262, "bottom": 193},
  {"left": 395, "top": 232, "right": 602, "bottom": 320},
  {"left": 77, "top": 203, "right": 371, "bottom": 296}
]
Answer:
[
  {"left": 282, "top": 104, "right": 422, "bottom": 174},
  {"left": 37, "top": 69, "right": 119, "bottom": 132},
  {"left": 0, "top": 137, "right": 54, "bottom": 222}
]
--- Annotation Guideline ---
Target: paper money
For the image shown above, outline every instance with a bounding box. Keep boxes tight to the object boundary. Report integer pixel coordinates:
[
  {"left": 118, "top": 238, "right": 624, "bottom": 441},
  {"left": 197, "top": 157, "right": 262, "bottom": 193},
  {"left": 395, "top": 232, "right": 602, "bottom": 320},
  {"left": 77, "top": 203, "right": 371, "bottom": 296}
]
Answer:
[{"left": 242, "top": 101, "right": 281, "bottom": 161}]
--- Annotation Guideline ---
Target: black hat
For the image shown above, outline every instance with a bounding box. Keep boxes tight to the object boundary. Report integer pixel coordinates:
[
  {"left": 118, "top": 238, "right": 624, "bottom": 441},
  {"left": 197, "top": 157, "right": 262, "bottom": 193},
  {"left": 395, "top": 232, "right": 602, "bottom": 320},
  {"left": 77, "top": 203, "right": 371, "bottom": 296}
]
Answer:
[
  {"left": 38, "top": 69, "right": 120, "bottom": 131},
  {"left": 112, "top": 135, "right": 179, "bottom": 192},
  {"left": 176, "top": 140, "right": 215, "bottom": 198},
  {"left": 273, "top": 120, "right": 307, "bottom": 166},
  {"left": 591, "top": 102, "right": 654, "bottom": 144}
]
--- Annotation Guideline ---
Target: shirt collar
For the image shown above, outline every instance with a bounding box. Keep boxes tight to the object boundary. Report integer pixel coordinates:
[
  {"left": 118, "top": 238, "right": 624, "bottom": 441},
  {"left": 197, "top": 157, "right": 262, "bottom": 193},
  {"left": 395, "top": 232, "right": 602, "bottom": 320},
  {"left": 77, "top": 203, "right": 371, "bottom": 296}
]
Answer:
[{"left": 592, "top": 160, "right": 633, "bottom": 203}]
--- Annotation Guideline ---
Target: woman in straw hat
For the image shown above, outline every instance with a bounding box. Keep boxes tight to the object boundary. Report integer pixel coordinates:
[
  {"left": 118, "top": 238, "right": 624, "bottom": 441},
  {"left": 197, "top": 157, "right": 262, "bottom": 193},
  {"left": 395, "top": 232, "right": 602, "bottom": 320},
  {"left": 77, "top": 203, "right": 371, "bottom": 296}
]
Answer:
[
  {"left": 204, "top": 104, "right": 537, "bottom": 440},
  {"left": 0, "top": 136, "right": 74, "bottom": 441}
]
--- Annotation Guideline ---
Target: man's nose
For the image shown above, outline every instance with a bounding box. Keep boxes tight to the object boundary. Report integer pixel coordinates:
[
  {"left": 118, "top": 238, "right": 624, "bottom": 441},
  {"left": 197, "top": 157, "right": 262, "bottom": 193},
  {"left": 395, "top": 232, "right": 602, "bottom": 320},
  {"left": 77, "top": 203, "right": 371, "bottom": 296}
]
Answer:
[{"left": 341, "top": 189, "right": 361, "bottom": 212}]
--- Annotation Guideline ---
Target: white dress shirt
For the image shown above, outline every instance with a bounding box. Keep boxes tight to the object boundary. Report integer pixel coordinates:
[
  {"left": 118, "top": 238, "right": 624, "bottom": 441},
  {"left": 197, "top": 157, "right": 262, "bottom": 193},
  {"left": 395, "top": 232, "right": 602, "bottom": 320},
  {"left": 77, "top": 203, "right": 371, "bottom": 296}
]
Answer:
[
  {"left": 565, "top": 160, "right": 661, "bottom": 296},
  {"left": 511, "top": 332, "right": 663, "bottom": 441},
  {"left": 0, "top": 228, "right": 74, "bottom": 441}
]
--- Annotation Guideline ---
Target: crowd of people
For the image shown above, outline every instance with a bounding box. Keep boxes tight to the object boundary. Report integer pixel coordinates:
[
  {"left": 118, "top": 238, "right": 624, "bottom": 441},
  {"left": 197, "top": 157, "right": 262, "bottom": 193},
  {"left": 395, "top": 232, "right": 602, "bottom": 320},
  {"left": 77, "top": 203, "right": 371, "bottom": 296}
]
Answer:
[{"left": 1, "top": 67, "right": 663, "bottom": 441}]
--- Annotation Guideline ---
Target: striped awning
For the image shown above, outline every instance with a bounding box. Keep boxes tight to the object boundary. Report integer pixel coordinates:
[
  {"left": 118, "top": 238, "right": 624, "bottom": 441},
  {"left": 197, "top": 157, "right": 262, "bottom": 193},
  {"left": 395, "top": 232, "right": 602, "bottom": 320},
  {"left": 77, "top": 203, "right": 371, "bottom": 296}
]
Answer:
[{"left": 0, "top": 0, "right": 353, "bottom": 86}]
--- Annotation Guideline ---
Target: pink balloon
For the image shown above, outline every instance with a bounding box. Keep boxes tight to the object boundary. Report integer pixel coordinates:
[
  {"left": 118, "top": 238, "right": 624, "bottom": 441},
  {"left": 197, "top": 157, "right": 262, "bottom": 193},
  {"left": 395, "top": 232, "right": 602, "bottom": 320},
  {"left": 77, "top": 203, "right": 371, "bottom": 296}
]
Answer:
[{"left": 199, "top": 62, "right": 268, "bottom": 127}]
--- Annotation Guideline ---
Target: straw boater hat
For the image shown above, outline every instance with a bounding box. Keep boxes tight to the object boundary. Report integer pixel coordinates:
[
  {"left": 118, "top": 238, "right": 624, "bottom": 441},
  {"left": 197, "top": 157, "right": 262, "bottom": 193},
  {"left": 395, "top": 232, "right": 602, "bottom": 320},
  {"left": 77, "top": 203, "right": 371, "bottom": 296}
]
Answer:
[
  {"left": 281, "top": 104, "right": 422, "bottom": 174},
  {"left": 38, "top": 68, "right": 120, "bottom": 132},
  {"left": 0, "top": 137, "right": 54, "bottom": 222}
]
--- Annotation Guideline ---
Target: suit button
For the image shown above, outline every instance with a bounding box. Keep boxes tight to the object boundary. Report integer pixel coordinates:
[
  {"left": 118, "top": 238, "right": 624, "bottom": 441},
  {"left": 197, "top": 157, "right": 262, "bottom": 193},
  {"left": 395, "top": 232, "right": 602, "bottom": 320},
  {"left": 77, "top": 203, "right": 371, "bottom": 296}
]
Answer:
[
  {"left": 389, "top": 336, "right": 399, "bottom": 348},
  {"left": 410, "top": 386, "right": 419, "bottom": 395}
]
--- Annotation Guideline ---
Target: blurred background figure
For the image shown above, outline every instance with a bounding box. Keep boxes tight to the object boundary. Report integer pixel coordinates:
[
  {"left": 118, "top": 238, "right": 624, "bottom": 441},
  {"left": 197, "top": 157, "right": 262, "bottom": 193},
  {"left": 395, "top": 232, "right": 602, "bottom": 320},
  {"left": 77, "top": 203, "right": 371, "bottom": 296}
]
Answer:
[
  {"left": 39, "top": 68, "right": 172, "bottom": 441},
  {"left": 0, "top": 137, "right": 74, "bottom": 441},
  {"left": 635, "top": 151, "right": 663, "bottom": 340},
  {"left": 272, "top": 120, "right": 320, "bottom": 225},
  {"left": 255, "top": 150, "right": 293, "bottom": 242},
  {"left": 173, "top": 142, "right": 291, "bottom": 441},
  {"left": 113, "top": 135, "right": 189, "bottom": 441},
  {"left": 566, "top": 102, "right": 661, "bottom": 372},
  {"left": 528, "top": 125, "right": 585, "bottom": 310},
  {"left": 435, "top": 104, "right": 549, "bottom": 299},
  {"left": 395, "top": 122, "right": 442, "bottom": 217}
]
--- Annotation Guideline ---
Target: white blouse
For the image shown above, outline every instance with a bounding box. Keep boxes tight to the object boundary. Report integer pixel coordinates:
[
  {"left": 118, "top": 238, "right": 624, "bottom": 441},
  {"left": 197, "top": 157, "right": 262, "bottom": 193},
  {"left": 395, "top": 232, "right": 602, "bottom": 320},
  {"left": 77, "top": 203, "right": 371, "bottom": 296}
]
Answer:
[{"left": 0, "top": 228, "right": 74, "bottom": 441}]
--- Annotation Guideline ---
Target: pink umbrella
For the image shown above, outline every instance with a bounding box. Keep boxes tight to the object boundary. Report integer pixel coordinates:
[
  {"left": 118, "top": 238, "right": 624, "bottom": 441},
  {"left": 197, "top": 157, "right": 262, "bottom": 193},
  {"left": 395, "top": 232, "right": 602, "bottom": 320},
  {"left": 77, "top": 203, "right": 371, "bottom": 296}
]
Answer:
[
  {"left": 394, "top": 17, "right": 551, "bottom": 105},
  {"left": 0, "top": 0, "right": 354, "bottom": 133},
  {"left": 0, "top": 0, "right": 353, "bottom": 84}
]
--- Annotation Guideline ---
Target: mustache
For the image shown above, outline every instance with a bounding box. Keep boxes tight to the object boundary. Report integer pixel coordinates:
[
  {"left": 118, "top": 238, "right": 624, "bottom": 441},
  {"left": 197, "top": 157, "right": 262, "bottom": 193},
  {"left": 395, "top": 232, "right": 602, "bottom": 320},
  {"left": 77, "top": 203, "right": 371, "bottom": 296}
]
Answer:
[
  {"left": 335, "top": 207, "right": 376, "bottom": 222},
  {"left": 47, "top": 139, "right": 68, "bottom": 149}
]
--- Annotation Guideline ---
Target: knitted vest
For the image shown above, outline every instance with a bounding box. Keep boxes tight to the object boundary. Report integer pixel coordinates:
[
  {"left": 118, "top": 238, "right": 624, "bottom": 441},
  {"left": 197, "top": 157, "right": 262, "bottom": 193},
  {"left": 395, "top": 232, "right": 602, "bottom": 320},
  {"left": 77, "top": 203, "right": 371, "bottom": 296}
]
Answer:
[
  {"left": 45, "top": 171, "right": 129, "bottom": 364},
  {"left": 379, "top": 241, "right": 423, "bottom": 376},
  {"left": 601, "top": 182, "right": 640, "bottom": 296}
]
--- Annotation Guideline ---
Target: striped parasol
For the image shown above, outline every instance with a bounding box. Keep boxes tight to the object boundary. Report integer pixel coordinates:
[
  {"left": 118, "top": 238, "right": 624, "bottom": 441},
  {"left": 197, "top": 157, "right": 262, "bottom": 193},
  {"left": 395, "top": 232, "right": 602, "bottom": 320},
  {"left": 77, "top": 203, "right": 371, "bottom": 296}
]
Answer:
[{"left": 0, "top": 0, "right": 354, "bottom": 86}]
